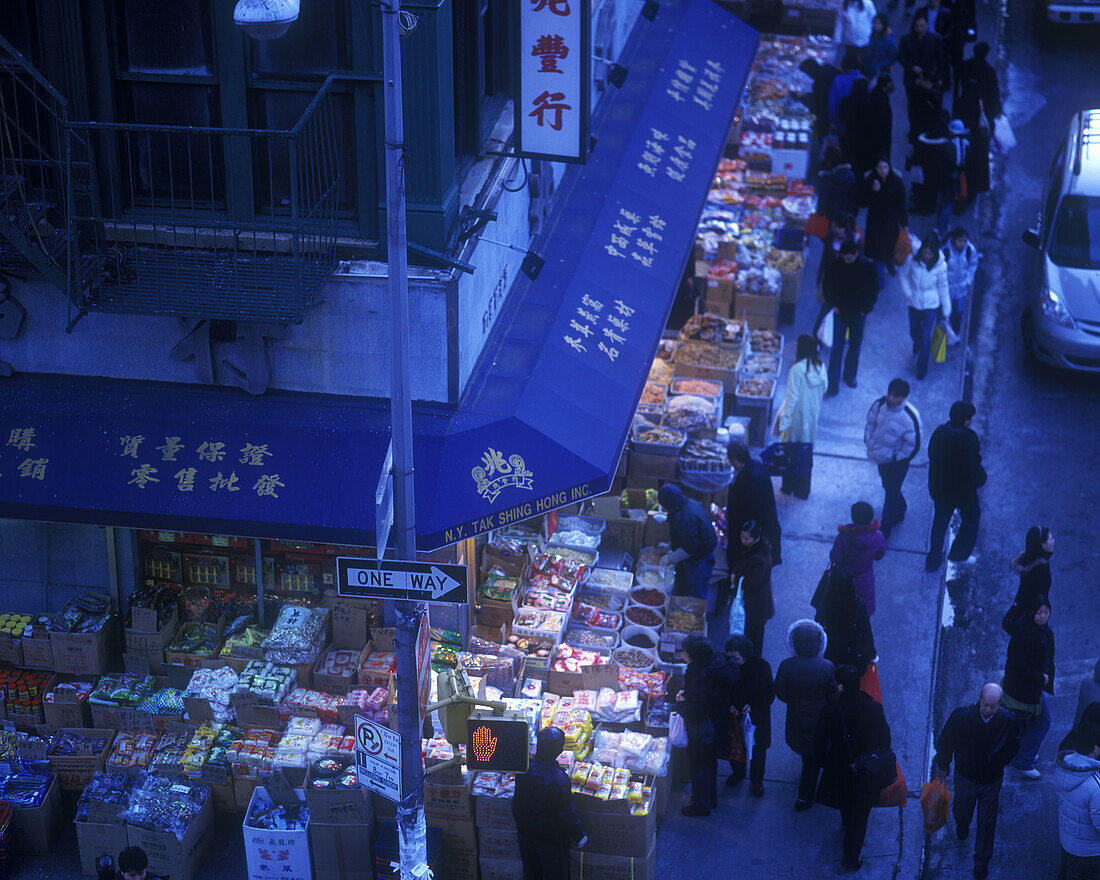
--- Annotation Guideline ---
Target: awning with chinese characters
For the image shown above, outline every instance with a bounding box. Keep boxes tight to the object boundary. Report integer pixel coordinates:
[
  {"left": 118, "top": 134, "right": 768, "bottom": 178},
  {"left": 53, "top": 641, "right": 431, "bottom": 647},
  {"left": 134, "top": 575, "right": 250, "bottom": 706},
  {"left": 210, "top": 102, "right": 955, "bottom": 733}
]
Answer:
[{"left": 0, "top": 0, "right": 757, "bottom": 550}]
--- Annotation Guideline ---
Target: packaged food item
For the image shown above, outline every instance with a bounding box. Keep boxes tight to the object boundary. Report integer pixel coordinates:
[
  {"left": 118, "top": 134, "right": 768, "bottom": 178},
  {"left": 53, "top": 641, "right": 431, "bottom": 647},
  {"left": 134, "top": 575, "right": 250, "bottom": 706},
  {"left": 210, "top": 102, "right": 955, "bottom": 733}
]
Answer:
[
  {"left": 262, "top": 604, "right": 329, "bottom": 666},
  {"left": 117, "top": 771, "right": 210, "bottom": 840},
  {"left": 184, "top": 666, "right": 240, "bottom": 721}
]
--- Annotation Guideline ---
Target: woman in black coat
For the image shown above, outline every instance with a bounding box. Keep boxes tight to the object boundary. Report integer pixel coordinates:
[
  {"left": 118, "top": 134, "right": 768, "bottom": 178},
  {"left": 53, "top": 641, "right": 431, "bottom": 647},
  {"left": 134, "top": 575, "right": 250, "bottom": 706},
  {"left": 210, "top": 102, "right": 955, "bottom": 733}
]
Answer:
[
  {"left": 812, "top": 566, "right": 877, "bottom": 676},
  {"left": 677, "top": 634, "right": 739, "bottom": 816},
  {"left": 814, "top": 665, "right": 893, "bottom": 871},
  {"left": 838, "top": 77, "right": 876, "bottom": 176},
  {"left": 957, "top": 42, "right": 1002, "bottom": 196},
  {"left": 725, "top": 633, "right": 775, "bottom": 797},
  {"left": 1002, "top": 593, "right": 1055, "bottom": 778},
  {"left": 1002, "top": 525, "right": 1054, "bottom": 630},
  {"left": 732, "top": 521, "right": 775, "bottom": 658},
  {"left": 861, "top": 158, "right": 909, "bottom": 277}
]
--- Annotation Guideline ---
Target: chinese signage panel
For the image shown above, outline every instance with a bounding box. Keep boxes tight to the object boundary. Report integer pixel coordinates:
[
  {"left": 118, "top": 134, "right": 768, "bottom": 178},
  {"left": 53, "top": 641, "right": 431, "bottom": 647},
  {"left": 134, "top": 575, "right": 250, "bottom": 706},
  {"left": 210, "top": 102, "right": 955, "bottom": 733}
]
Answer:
[{"left": 516, "top": 0, "right": 591, "bottom": 162}]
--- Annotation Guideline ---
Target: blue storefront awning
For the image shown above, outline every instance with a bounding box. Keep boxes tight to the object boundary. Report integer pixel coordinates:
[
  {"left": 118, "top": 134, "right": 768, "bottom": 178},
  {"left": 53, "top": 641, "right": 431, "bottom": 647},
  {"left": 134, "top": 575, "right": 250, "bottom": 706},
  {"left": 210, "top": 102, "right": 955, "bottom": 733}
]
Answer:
[{"left": 0, "top": 0, "right": 757, "bottom": 551}]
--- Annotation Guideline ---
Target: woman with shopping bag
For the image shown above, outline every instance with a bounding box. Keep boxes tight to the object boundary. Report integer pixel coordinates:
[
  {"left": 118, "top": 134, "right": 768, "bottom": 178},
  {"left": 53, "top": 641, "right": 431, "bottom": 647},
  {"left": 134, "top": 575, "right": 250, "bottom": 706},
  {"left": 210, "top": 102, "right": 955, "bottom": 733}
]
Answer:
[
  {"left": 725, "top": 633, "right": 775, "bottom": 797},
  {"left": 897, "top": 232, "right": 951, "bottom": 380},
  {"left": 773, "top": 334, "right": 828, "bottom": 499}
]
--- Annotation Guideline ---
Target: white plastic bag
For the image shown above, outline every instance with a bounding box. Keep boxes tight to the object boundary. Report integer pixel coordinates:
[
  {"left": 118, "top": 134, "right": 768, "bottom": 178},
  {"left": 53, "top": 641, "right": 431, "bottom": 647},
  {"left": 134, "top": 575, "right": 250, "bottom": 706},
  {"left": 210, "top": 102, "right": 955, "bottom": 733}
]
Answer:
[
  {"left": 993, "top": 115, "right": 1016, "bottom": 153},
  {"left": 742, "top": 712, "right": 756, "bottom": 763},
  {"left": 816, "top": 308, "right": 836, "bottom": 349},
  {"left": 669, "top": 711, "right": 688, "bottom": 748},
  {"left": 940, "top": 317, "right": 961, "bottom": 347}
]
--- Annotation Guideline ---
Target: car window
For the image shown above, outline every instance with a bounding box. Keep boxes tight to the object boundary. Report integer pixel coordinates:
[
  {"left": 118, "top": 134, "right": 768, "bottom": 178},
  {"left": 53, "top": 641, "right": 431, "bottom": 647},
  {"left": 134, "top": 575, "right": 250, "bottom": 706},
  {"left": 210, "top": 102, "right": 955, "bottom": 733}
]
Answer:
[
  {"left": 1043, "top": 141, "right": 1066, "bottom": 233},
  {"left": 1049, "top": 195, "right": 1100, "bottom": 269}
]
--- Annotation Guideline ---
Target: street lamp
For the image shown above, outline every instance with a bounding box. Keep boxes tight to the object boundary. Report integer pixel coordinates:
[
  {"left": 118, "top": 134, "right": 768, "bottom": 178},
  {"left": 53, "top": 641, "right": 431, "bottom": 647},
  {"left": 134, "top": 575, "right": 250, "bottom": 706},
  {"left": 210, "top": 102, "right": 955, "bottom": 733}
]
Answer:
[{"left": 232, "top": 0, "right": 301, "bottom": 40}]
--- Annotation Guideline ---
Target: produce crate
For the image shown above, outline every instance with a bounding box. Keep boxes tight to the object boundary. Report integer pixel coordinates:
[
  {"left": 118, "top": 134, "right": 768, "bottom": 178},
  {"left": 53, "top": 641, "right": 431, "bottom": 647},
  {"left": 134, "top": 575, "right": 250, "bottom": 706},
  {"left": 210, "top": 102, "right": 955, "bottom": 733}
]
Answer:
[
  {"left": 630, "top": 426, "right": 686, "bottom": 457},
  {"left": 735, "top": 376, "right": 777, "bottom": 408}
]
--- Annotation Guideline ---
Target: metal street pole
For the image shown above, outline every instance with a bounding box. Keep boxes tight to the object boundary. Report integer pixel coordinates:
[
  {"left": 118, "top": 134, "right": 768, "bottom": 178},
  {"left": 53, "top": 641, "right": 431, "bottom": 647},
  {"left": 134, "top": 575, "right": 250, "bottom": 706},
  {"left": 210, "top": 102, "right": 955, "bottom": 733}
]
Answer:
[{"left": 379, "top": 0, "right": 429, "bottom": 876}]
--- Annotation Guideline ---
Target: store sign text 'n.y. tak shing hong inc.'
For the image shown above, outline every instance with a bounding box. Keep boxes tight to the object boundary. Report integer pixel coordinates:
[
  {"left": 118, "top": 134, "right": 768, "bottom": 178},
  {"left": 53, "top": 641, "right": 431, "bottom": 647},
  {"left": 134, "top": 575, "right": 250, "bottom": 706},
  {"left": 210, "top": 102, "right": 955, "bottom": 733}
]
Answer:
[{"left": 516, "top": 0, "right": 590, "bottom": 163}]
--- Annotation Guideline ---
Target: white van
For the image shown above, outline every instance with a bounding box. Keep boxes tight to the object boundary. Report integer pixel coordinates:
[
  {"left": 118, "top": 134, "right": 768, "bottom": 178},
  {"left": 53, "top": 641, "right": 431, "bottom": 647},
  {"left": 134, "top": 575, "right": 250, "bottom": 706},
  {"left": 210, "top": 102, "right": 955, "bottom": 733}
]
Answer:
[{"left": 1021, "top": 109, "right": 1100, "bottom": 371}]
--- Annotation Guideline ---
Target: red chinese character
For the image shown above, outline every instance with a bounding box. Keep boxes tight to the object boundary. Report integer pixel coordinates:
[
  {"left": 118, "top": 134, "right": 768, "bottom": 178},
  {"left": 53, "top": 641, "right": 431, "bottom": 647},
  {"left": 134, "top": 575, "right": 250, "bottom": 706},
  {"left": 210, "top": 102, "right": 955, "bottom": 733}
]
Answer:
[
  {"left": 531, "top": 0, "right": 570, "bottom": 14},
  {"left": 529, "top": 91, "right": 572, "bottom": 131},
  {"left": 531, "top": 34, "right": 569, "bottom": 73}
]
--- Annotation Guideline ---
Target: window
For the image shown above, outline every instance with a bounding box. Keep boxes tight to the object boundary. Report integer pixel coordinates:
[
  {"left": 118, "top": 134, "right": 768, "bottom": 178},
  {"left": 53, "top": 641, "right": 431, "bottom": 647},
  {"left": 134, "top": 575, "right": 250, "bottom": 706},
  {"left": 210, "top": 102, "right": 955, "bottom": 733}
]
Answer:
[
  {"left": 453, "top": 0, "right": 511, "bottom": 157},
  {"left": 1049, "top": 195, "right": 1100, "bottom": 270},
  {"left": 116, "top": 0, "right": 213, "bottom": 75},
  {"left": 249, "top": 0, "right": 347, "bottom": 78}
]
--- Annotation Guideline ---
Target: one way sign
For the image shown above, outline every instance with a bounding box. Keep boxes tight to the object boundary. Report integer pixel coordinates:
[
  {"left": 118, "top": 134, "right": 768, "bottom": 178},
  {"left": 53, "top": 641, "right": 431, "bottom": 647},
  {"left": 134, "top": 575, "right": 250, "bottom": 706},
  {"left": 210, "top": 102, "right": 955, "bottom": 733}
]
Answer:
[{"left": 336, "top": 557, "right": 469, "bottom": 605}]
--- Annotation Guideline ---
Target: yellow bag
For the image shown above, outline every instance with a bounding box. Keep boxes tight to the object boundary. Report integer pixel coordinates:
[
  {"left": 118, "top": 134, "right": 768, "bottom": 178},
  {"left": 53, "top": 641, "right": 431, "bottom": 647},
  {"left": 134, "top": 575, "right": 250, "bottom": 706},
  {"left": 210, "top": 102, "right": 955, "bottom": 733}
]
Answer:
[{"left": 932, "top": 322, "right": 947, "bottom": 363}]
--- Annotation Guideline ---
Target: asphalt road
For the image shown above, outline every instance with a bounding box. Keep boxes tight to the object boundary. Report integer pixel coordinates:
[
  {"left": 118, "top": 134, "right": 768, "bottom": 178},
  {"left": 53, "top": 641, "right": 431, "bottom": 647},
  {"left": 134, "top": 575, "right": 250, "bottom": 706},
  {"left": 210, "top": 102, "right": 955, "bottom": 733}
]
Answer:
[{"left": 926, "top": 2, "right": 1100, "bottom": 878}]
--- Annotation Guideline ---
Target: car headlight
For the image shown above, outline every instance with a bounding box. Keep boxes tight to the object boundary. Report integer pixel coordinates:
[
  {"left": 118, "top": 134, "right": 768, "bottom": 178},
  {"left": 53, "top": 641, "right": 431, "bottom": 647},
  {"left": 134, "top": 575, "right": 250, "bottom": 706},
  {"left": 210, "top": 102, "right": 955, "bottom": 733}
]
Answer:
[{"left": 1040, "top": 288, "right": 1076, "bottom": 329}]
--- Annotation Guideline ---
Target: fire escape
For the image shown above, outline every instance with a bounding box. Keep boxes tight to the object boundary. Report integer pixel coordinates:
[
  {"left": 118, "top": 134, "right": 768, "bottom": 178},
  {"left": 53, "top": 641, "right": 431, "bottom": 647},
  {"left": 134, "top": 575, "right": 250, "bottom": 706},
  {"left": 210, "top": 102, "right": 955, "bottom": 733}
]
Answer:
[{"left": 0, "top": 34, "right": 340, "bottom": 327}]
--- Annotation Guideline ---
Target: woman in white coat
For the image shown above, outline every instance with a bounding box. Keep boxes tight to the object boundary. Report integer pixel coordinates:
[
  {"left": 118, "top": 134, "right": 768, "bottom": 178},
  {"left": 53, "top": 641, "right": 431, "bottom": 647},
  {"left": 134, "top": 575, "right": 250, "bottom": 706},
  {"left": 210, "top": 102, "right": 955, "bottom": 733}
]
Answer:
[
  {"left": 834, "top": 0, "right": 878, "bottom": 65},
  {"left": 898, "top": 233, "right": 951, "bottom": 380},
  {"left": 774, "top": 334, "right": 829, "bottom": 499}
]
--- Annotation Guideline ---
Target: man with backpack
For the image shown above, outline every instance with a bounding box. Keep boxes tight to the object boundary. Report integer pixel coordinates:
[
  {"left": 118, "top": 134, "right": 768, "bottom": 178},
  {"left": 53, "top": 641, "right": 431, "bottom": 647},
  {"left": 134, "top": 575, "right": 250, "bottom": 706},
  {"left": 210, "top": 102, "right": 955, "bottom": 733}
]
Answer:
[{"left": 864, "top": 378, "right": 923, "bottom": 540}]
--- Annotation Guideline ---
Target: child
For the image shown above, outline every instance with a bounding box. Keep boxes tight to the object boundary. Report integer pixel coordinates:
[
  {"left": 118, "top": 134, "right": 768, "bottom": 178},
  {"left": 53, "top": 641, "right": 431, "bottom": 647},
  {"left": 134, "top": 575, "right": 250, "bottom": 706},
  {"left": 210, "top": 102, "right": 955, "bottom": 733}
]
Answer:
[
  {"left": 829, "top": 501, "right": 886, "bottom": 615},
  {"left": 942, "top": 227, "right": 979, "bottom": 336}
]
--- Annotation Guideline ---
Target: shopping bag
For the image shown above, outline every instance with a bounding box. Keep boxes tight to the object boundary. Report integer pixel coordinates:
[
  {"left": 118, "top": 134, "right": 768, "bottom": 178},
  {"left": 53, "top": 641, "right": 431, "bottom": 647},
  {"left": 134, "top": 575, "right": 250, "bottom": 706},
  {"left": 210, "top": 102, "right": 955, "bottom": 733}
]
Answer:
[
  {"left": 920, "top": 777, "right": 952, "bottom": 833},
  {"left": 941, "top": 318, "right": 961, "bottom": 346},
  {"left": 893, "top": 228, "right": 912, "bottom": 267},
  {"left": 860, "top": 662, "right": 883, "bottom": 704},
  {"left": 728, "top": 709, "right": 747, "bottom": 764},
  {"left": 742, "top": 711, "right": 756, "bottom": 764},
  {"left": 875, "top": 762, "right": 907, "bottom": 808},
  {"left": 993, "top": 115, "right": 1016, "bottom": 153},
  {"left": 932, "top": 322, "right": 947, "bottom": 363},
  {"left": 816, "top": 307, "right": 836, "bottom": 349},
  {"left": 670, "top": 712, "right": 688, "bottom": 748},
  {"left": 954, "top": 170, "right": 968, "bottom": 203},
  {"left": 760, "top": 442, "right": 812, "bottom": 477},
  {"left": 805, "top": 213, "right": 830, "bottom": 239}
]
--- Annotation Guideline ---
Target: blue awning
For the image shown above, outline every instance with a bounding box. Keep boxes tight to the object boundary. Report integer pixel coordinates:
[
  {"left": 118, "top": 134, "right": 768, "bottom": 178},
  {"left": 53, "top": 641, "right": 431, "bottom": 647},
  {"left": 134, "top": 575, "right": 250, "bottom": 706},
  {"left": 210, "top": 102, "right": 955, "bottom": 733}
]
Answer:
[{"left": 0, "top": 0, "right": 757, "bottom": 550}]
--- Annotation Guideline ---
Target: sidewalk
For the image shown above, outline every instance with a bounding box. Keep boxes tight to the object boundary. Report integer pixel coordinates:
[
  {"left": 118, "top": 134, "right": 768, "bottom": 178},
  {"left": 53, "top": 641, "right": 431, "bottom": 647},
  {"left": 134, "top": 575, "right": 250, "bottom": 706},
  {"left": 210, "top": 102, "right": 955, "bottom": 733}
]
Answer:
[{"left": 655, "top": 13, "right": 978, "bottom": 872}]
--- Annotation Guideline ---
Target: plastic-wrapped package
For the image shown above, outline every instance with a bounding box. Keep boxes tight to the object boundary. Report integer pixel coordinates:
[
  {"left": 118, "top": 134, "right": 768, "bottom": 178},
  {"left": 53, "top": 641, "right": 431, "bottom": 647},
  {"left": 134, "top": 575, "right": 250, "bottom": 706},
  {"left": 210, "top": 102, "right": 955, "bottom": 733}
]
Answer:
[
  {"left": 76, "top": 771, "right": 134, "bottom": 822},
  {"left": 136, "top": 687, "right": 186, "bottom": 717},
  {"left": 0, "top": 772, "right": 51, "bottom": 807},
  {"left": 117, "top": 771, "right": 210, "bottom": 840},
  {"left": 233, "top": 661, "right": 296, "bottom": 705},
  {"left": 184, "top": 667, "right": 239, "bottom": 722},
  {"left": 262, "top": 605, "right": 329, "bottom": 666}
]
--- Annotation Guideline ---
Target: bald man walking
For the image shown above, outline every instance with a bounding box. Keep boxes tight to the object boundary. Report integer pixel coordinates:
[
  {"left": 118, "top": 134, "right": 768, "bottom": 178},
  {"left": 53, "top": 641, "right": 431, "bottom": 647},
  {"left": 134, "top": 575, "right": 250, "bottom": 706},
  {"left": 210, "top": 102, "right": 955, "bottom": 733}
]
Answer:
[{"left": 933, "top": 684, "right": 1021, "bottom": 879}]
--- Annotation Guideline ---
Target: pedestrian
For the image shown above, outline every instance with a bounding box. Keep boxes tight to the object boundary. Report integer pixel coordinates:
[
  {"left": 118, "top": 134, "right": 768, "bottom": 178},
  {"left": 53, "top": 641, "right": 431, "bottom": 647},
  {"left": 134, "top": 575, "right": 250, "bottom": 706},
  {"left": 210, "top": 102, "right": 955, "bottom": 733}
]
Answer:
[
  {"left": 868, "top": 73, "right": 895, "bottom": 165},
  {"left": 816, "top": 212, "right": 864, "bottom": 299},
  {"left": 942, "top": 227, "right": 979, "bottom": 335},
  {"left": 657, "top": 483, "right": 718, "bottom": 601},
  {"left": 864, "top": 377, "right": 923, "bottom": 540},
  {"left": 898, "top": 13, "right": 949, "bottom": 142},
  {"left": 862, "top": 14, "right": 898, "bottom": 81},
  {"left": 775, "top": 618, "right": 838, "bottom": 812},
  {"left": 926, "top": 400, "right": 986, "bottom": 571},
  {"left": 97, "top": 847, "right": 155, "bottom": 880},
  {"left": 811, "top": 565, "right": 877, "bottom": 675},
  {"left": 774, "top": 334, "right": 828, "bottom": 500},
  {"left": 834, "top": 0, "right": 878, "bottom": 66},
  {"left": 839, "top": 78, "right": 876, "bottom": 174},
  {"left": 822, "top": 239, "right": 880, "bottom": 395},
  {"left": 830, "top": 501, "right": 887, "bottom": 615},
  {"left": 799, "top": 58, "right": 840, "bottom": 148},
  {"left": 1055, "top": 721, "right": 1100, "bottom": 879},
  {"left": 725, "top": 441, "right": 782, "bottom": 573},
  {"left": 677, "top": 634, "right": 739, "bottom": 817},
  {"left": 725, "top": 632, "right": 775, "bottom": 797},
  {"left": 957, "top": 43, "right": 1001, "bottom": 197},
  {"left": 828, "top": 49, "right": 867, "bottom": 133},
  {"left": 914, "top": 113, "right": 961, "bottom": 233},
  {"left": 513, "top": 727, "right": 588, "bottom": 880},
  {"left": 1075, "top": 660, "right": 1100, "bottom": 729},
  {"left": 813, "top": 664, "right": 893, "bottom": 872},
  {"left": 731, "top": 520, "right": 775, "bottom": 657},
  {"left": 817, "top": 148, "right": 860, "bottom": 220},
  {"left": 899, "top": 232, "right": 951, "bottom": 381},
  {"left": 933, "top": 683, "right": 1021, "bottom": 880},
  {"left": 1002, "top": 525, "right": 1055, "bottom": 630},
  {"left": 1002, "top": 592, "right": 1055, "bottom": 780},
  {"left": 860, "top": 157, "right": 908, "bottom": 282},
  {"left": 915, "top": 0, "right": 954, "bottom": 59}
]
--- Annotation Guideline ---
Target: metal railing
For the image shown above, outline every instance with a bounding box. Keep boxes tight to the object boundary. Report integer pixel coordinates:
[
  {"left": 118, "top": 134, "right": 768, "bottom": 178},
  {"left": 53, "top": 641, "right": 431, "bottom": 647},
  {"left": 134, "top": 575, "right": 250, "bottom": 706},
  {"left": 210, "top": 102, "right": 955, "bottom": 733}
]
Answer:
[{"left": 0, "top": 34, "right": 341, "bottom": 324}]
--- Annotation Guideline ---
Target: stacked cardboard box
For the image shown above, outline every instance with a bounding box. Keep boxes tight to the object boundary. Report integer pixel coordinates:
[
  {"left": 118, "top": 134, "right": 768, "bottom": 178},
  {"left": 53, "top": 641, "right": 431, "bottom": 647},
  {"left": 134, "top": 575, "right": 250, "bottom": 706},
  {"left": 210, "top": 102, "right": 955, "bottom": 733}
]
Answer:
[
  {"left": 475, "top": 794, "right": 522, "bottom": 880},
  {"left": 570, "top": 792, "right": 657, "bottom": 880}
]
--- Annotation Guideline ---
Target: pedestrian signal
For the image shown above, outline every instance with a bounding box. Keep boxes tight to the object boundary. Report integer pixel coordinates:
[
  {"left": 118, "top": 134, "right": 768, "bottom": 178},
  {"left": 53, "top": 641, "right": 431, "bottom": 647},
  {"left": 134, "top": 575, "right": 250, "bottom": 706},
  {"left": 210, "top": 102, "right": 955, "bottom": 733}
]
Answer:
[{"left": 465, "top": 710, "right": 529, "bottom": 772}]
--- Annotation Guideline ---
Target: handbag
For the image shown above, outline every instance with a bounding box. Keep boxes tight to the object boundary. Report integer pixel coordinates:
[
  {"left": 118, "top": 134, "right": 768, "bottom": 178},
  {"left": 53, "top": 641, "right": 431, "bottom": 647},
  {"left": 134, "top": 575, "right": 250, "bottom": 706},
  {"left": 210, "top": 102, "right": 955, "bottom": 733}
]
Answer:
[
  {"left": 860, "top": 662, "right": 883, "bottom": 704},
  {"left": 805, "top": 213, "right": 830, "bottom": 239},
  {"left": 743, "top": 711, "right": 756, "bottom": 764},
  {"left": 838, "top": 705, "right": 898, "bottom": 798},
  {"left": 670, "top": 712, "right": 688, "bottom": 748},
  {"left": 893, "top": 228, "right": 912, "bottom": 267},
  {"left": 728, "top": 709, "right": 747, "bottom": 764},
  {"left": 816, "top": 307, "right": 836, "bottom": 349},
  {"left": 875, "top": 762, "right": 907, "bottom": 808},
  {"left": 761, "top": 442, "right": 813, "bottom": 477},
  {"left": 687, "top": 714, "right": 716, "bottom": 746}
]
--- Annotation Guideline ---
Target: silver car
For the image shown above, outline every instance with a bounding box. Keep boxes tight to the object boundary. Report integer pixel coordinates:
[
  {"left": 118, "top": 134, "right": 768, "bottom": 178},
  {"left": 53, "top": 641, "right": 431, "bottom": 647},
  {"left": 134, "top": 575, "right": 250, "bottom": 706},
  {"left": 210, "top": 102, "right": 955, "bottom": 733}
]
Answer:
[{"left": 1022, "top": 109, "right": 1100, "bottom": 371}]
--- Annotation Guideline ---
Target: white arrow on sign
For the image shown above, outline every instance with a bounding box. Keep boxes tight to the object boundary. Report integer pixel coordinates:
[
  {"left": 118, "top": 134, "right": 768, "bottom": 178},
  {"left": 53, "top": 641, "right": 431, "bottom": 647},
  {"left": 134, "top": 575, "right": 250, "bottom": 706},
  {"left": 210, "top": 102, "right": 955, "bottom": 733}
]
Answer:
[{"left": 345, "top": 565, "right": 460, "bottom": 599}]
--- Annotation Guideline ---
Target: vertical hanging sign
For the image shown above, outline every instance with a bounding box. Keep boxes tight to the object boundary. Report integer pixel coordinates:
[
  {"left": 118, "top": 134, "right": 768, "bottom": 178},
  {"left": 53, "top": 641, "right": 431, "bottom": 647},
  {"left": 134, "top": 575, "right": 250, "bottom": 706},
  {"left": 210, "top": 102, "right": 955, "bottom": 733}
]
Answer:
[{"left": 515, "top": 0, "right": 591, "bottom": 163}]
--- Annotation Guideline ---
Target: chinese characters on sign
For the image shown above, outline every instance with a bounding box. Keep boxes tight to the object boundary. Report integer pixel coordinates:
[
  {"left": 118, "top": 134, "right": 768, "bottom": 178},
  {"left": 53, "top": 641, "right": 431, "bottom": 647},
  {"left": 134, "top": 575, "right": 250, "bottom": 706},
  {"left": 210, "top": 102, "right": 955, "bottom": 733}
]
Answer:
[
  {"left": 2, "top": 427, "right": 48, "bottom": 482},
  {"left": 664, "top": 57, "right": 725, "bottom": 112},
  {"left": 517, "top": 0, "right": 589, "bottom": 161},
  {"left": 116, "top": 435, "right": 285, "bottom": 499}
]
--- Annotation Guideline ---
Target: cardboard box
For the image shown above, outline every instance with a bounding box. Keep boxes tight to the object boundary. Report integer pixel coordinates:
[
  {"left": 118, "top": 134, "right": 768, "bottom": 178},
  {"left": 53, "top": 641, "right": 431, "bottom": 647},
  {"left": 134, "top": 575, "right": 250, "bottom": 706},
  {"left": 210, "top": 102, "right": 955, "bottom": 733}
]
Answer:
[
  {"left": 330, "top": 601, "right": 376, "bottom": 650},
  {"left": 0, "top": 635, "right": 23, "bottom": 666},
  {"left": 76, "top": 820, "right": 130, "bottom": 876},
  {"left": 51, "top": 617, "right": 117, "bottom": 675},
  {"left": 243, "top": 787, "right": 310, "bottom": 880},
  {"left": 736, "top": 291, "right": 780, "bottom": 321},
  {"left": 209, "top": 781, "right": 236, "bottom": 812},
  {"left": 481, "top": 547, "right": 529, "bottom": 581},
  {"left": 433, "top": 814, "right": 479, "bottom": 880},
  {"left": 703, "top": 299, "right": 734, "bottom": 318},
  {"left": 480, "top": 858, "right": 526, "bottom": 880},
  {"left": 475, "top": 794, "right": 517, "bottom": 830},
  {"left": 546, "top": 660, "right": 619, "bottom": 697},
  {"left": 310, "top": 822, "right": 374, "bottom": 880},
  {"left": 570, "top": 841, "right": 655, "bottom": 880},
  {"left": 478, "top": 825, "right": 521, "bottom": 860},
  {"left": 22, "top": 634, "right": 55, "bottom": 670},
  {"left": 48, "top": 727, "right": 114, "bottom": 790},
  {"left": 422, "top": 778, "right": 473, "bottom": 819},
  {"left": 233, "top": 774, "right": 263, "bottom": 813},
  {"left": 313, "top": 645, "right": 367, "bottom": 695},
  {"left": 12, "top": 772, "right": 61, "bottom": 855},
  {"left": 127, "top": 793, "right": 213, "bottom": 880},
  {"left": 230, "top": 691, "right": 282, "bottom": 729},
  {"left": 627, "top": 451, "right": 679, "bottom": 481},
  {"left": 304, "top": 764, "right": 372, "bottom": 824},
  {"left": 575, "top": 802, "right": 656, "bottom": 859},
  {"left": 705, "top": 277, "right": 735, "bottom": 302},
  {"left": 358, "top": 638, "right": 398, "bottom": 690},
  {"left": 780, "top": 266, "right": 803, "bottom": 305},
  {"left": 43, "top": 694, "right": 92, "bottom": 730},
  {"left": 125, "top": 608, "right": 180, "bottom": 652}
]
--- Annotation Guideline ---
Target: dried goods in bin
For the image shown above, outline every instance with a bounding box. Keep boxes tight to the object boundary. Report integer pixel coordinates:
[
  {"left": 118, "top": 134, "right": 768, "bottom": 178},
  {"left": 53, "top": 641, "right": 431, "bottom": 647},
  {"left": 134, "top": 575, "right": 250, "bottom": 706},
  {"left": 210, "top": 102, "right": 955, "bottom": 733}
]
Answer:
[
  {"left": 671, "top": 378, "right": 722, "bottom": 397},
  {"left": 679, "top": 438, "right": 734, "bottom": 473},
  {"left": 640, "top": 382, "right": 667, "bottom": 406},
  {"left": 634, "top": 426, "right": 685, "bottom": 447},
  {"left": 666, "top": 395, "right": 717, "bottom": 433},
  {"left": 647, "top": 359, "right": 673, "bottom": 385},
  {"left": 750, "top": 329, "right": 783, "bottom": 352},
  {"left": 680, "top": 314, "right": 746, "bottom": 346},
  {"left": 737, "top": 376, "right": 776, "bottom": 399},
  {"left": 676, "top": 341, "right": 742, "bottom": 371}
]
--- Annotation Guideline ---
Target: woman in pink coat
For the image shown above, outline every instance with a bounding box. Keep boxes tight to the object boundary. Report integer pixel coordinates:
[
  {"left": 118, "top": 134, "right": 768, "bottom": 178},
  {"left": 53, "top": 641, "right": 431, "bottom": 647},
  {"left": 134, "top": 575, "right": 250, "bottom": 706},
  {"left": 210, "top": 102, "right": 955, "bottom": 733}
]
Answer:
[{"left": 829, "top": 501, "right": 887, "bottom": 614}]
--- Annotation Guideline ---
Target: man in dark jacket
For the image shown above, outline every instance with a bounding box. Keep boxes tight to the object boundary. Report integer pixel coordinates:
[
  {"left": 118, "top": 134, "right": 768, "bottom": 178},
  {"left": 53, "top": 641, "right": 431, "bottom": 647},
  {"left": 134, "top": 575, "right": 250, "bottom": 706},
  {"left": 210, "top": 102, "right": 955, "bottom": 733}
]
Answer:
[
  {"left": 726, "top": 442, "right": 782, "bottom": 572},
  {"left": 658, "top": 483, "right": 718, "bottom": 601},
  {"left": 933, "top": 683, "right": 1020, "bottom": 880},
  {"left": 677, "top": 634, "right": 739, "bottom": 816},
  {"left": 898, "top": 14, "right": 949, "bottom": 141},
  {"left": 926, "top": 400, "right": 986, "bottom": 571},
  {"left": 726, "top": 633, "right": 775, "bottom": 797},
  {"left": 513, "top": 727, "right": 587, "bottom": 880},
  {"left": 814, "top": 665, "right": 893, "bottom": 871},
  {"left": 823, "top": 240, "right": 881, "bottom": 396}
]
